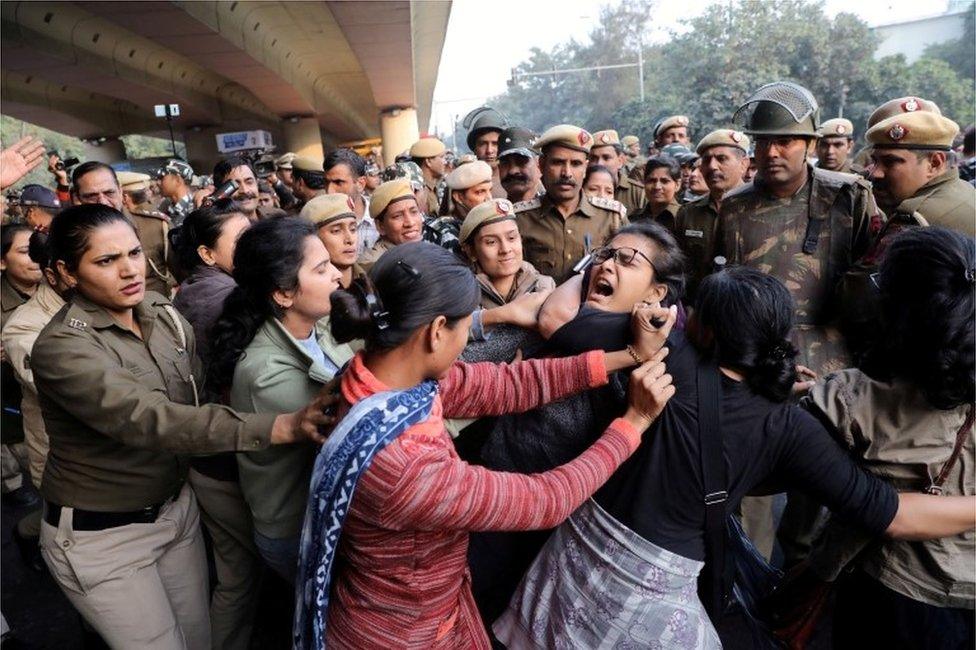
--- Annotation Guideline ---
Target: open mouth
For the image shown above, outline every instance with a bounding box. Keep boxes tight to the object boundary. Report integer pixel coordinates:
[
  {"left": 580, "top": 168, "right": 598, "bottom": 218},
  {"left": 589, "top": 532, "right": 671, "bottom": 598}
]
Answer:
[{"left": 592, "top": 277, "right": 614, "bottom": 297}]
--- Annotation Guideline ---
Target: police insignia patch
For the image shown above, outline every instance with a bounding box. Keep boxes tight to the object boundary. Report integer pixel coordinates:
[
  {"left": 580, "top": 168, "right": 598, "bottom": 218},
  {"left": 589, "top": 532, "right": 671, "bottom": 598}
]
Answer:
[
  {"left": 836, "top": 125, "right": 847, "bottom": 134},
  {"left": 67, "top": 318, "right": 87, "bottom": 330},
  {"left": 513, "top": 198, "right": 541, "bottom": 211},
  {"left": 902, "top": 98, "right": 919, "bottom": 112},
  {"left": 888, "top": 123, "right": 907, "bottom": 141},
  {"left": 729, "top": 130, "right": 742, "bottom": 142},
  {"left": 578, "top": 131, "right": 591, "bottom": 146}
]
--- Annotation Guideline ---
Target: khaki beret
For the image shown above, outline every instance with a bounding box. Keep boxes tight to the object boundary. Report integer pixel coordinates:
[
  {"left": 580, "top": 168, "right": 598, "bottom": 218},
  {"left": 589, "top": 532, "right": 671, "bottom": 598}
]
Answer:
[
  {"left": 868, "top": 97, "right": 941, "bottom": 128},
  {"left": 591, "top": 130, "right": 621, "bottom": 148},
  {"left": 696, "top": 129, "right": 750, "bottom": 155},
  {"left": 818, "top": 118, "right": 854, "bottom": 139},
  {"left": 621, "top": 135, "right": 640, "bottom": 147},
  {"left": 292, "top": 155, "right": 324, "bottom": 173},
  {"left": 534, "top": 124, "right": 593, "bottom": 154},
  {"left": 456, "top": 153, "right": 478, "bottom": 165},
  {"left": 275, "top": 152, "right": 296, "bottom": 169},
  {"left": 300, "top": 193, "right": 357, "bottom": 227},
  {"left": 117, "top": 171, "right": 151, "bottom": 192},
  {"left": 459, "top": 198, "right": 517, "bottom": 244},
  {"left": 655, "top": 115, "right": 690, "bottom": 138},
  {"left": 866, "top": 111, "right": 959, "bottom": 151},
  {"left": 409, "top": 137, "right": 446, "bottom": 158},
  {"left": 446, "top": 160, "right": 493, "bottom": 190},
  {"left": 369, "top": 179, "right": 415, "bottom": 219}
]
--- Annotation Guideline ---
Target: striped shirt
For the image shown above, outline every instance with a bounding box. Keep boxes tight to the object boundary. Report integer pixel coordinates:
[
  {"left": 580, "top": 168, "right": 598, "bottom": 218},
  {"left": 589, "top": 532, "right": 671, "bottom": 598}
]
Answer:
[{"left": 326, "top": 351, "right": 641, "bottom": 648}]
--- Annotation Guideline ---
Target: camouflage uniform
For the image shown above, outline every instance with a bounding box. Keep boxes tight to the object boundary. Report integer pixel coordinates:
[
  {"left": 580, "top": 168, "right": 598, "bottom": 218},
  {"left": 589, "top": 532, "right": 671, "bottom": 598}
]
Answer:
[
  {"left": 424, "top": 214, "right": 463, "bottom": 257},
  {"left": 716, "top": 165, "right": 879, "bottom": 377},
  {"left": 159, "top": 192, "right": 195, "bottom": 228},
  {"left": 515, "top": 193, "right": 627, "bottom": 283}
]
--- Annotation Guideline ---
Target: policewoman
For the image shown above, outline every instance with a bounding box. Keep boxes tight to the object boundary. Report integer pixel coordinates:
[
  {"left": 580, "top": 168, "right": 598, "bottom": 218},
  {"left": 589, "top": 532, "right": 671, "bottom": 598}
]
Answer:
[{"left": 30, "top": 205, "right": 331, "bottom": 650}]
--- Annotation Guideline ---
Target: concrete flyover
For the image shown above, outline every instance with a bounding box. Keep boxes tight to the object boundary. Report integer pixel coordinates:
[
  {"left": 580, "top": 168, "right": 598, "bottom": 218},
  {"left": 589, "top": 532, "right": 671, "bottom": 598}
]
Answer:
[{"left": 1, "top": 0, "right": 451, "bottom": 169}]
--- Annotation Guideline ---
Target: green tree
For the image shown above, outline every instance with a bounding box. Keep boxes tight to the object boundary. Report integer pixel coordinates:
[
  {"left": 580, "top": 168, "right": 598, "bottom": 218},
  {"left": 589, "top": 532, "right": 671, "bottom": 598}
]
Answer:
[{"left": 923, "top": 4, "right": 975, "bottom": 81}]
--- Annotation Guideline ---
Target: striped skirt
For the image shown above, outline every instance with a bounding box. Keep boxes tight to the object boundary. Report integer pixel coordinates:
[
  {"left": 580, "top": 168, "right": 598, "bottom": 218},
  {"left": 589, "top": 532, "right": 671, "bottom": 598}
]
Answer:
[{"left": 494, "top": 499, "right": 722, "bottom": 649}]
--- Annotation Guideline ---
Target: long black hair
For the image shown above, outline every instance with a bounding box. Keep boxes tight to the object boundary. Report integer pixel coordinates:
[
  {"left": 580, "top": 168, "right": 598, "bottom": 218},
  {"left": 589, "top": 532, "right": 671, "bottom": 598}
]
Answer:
[
  {"left": 171, "top": 199, "right": 246, "bottom": 273},
  {"left": 207, "top": 217, "right": 317, "bottom": 394},
  {"left": 609, "top": 221, "right": 686, "bottom": 307},
  {"left": 695, "top": 267, "right": 797, "bottom": 402},
  {"left": 331, "top": 241, "right": 479, "bottom": 351},
  {"left": 870, "top": 227, "right": 975, "bottom": 410},
  {"left": 46, "top": 204, "right": 136, "bottom": 272}
]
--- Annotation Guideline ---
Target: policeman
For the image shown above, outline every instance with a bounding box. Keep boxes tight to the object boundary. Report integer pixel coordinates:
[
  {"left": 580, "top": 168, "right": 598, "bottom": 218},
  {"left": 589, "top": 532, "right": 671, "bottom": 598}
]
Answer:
[
  {"left": 815, "top": 118, "right": 855, "bottom": 173},
  {"left": 357, "top": 179, "right": 424, "bottom": 271},
  {"left": 621, "top": 134, "right": 647, "bottom": 182},
  {"left": 409, "top": 137, "right": 448, "bottom": 216},
  {"left": 590, "top": 129, "right": 647, "bottom": 215},
  {"left": 653, "top": 115, "right": 691, "bottom": 148},
  {"left": 290, "top": 156, "right": 327, "bottom": 206},
  {"left": 427, "top": 160, "right": 493, "bottom": 256},
  {"left": 629, "top": 155, "right": 682, "bottom": 231},
  {"left": 462, "top": 106, "right": 510, "bottom": 198},
  {"left": 514, "top": 124, "right": 627, "bottom": 283},
  {"left": 382, "top": 161, "right": 430, "bottom": 221},
  {"left": 31, "top": 204, "right": 331, "bottom": 649},
  {"left": 497, "top": 126, "right": 543, "bottom": 203},
  {"left": 156, "top": 160, "right": 196, "bottom": 227},
  {"left": 112, "top": 169, "right": 176, "bottom": 297},
  {"left": 18, "top": 184, "right": 61, "bottom": 233},
  {"left": 274, "top": 152, "right": 297, "bottom": 189},
  {"left": 865, "top": 107, "right": 974, "bottom": 235},
  {"left": 267, "top": 153, "right": 299, "bottom": 209},
  {"left": 717, "top": 81, "right": 881, "bottom": 565},
  {"left": 675, "top": 129, "right": 751, "bottom": 300}
]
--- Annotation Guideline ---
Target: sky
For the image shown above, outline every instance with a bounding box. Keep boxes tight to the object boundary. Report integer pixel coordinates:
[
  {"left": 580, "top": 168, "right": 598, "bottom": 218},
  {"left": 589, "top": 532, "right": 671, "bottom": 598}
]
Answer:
[{"left": 427, "top": 0, "right": 955, "bottom": 135}]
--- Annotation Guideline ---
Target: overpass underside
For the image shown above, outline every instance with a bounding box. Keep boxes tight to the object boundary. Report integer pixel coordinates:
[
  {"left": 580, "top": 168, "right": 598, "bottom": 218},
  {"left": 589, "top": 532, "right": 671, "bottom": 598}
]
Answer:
[{"left": 1, "top": 0, "right": 451, "bottom": 167}]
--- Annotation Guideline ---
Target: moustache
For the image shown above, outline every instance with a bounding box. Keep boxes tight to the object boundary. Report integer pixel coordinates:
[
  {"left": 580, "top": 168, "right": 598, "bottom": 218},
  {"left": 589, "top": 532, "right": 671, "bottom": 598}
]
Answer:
[
  {"left": 234, "top": 191, "right": 258, "bottom": 200},
  {"left": 504, "top": 173, "right": 529, "bottom": 184}
]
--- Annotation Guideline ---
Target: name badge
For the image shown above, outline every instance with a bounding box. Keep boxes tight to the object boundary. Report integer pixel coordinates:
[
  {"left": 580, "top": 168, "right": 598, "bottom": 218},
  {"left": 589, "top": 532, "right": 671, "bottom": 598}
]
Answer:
[{"left": 684, "top": 229, "right": 704, "bottom": 238}]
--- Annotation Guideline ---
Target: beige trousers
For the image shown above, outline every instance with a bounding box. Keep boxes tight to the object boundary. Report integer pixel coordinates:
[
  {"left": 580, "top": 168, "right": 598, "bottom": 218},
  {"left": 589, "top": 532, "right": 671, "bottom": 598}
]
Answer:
[
  {"left": 40, "top": 484, "right": 211, "bottom": 650},
  {"left": 188, "top": 469, "right": 263, "bottom": 650}
]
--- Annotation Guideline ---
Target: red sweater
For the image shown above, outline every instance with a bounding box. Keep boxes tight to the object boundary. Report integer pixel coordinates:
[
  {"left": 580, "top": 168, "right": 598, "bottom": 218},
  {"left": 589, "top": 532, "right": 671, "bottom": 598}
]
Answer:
[{"left": 326, "top": 351, "right": 641, "bottom": 648}]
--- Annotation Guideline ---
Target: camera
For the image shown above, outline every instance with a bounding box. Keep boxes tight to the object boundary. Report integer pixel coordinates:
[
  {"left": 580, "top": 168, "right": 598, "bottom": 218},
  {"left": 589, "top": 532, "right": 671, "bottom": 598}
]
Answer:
[
  {"left": 48, "top": 151, "right": 79, "bottom": 172},
  {"left": 204, "top": 179, "right": 239, "bottom": 206},
  {"left": 252, "top": 154, "right": 276, "bottom": 179}
]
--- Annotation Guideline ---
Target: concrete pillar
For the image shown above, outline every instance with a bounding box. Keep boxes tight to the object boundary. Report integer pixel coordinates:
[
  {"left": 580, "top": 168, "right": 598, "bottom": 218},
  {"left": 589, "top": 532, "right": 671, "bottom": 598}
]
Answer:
[
  {"left": 379, "top": 107, "right": 420, "bottom": 167},
  {"left": 282, "top": 117, "right": 324, "bottom": 160},
  {"left": 182, "top": 127, "right": 223, "bottom": 176},
  {"left": 82, "top": 137, "right": 126, "bottom": 164}
]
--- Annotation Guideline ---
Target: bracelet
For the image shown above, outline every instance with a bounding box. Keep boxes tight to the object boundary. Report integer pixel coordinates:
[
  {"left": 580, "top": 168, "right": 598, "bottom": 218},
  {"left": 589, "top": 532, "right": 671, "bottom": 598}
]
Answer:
[
  {"left": 626, "top": 344, "right": 644, "bottom": 365},
  {"left": 470, "top": 309, "right": 490, "bottom": 342}
]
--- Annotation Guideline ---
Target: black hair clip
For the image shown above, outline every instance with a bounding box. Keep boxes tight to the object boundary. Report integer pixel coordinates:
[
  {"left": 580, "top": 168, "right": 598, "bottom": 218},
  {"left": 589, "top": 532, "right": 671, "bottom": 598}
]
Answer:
[
  {"left": 352, "top": 276, "right": 390, "bottom": 331},
  {"left": 966, "top": 268, "right": 976, "bottom": 285},
  {"left": 397, "top": 259, "right": 421, "bottom": 280}
]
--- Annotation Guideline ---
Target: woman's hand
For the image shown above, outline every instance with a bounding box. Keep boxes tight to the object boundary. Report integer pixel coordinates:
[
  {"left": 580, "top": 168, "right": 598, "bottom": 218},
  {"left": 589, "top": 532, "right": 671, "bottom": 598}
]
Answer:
[
  {"left": 631, "top": 303, "right": 678, "bottom": 361},
  {"left": 482, "top": 289, "right": 553, "bottom": 330},
  {"left": 270, "top": 378, "right": 341, "bottom": 444},
  {"left": 791, "top": 365, "right": 817, "bottom": 397},
  {"left": 622, "top": 348, "right": 674, "bottom": 433}
]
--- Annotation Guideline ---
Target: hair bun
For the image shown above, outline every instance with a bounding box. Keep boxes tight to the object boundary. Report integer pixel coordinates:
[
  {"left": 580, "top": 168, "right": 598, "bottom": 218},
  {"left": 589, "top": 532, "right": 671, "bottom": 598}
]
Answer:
[{"left": 329, "top": 286, "right": 375, "bottom": 344}]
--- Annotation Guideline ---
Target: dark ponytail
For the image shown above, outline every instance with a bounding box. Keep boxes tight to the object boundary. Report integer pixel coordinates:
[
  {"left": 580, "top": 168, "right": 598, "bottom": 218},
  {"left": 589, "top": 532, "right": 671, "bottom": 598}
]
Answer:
[
  {"left": 331, "top": 241, "right": 479, "bottom": 350},
  {"left": 870, "top": 227, "right": 974, "bottom": 410},
  {"left": 207, "top": 217, "right": 317, "bottom": 395},
  {"left": 170, "top": 199, "right": 245, "bottom": 273},
  {"left": 695, "top": 267, "right": 797, "bottom": 402}
]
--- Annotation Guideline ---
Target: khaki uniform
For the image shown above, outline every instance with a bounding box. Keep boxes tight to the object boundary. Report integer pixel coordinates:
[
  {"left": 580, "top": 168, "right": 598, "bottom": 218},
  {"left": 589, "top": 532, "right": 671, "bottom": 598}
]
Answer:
[
  {"left": 31, "top": 291, "right": 276, "bottom": 649},
  {"left": 630, "top": 201, "right": 681, "bottom": 236},
  {"left": 615, "top": 173, "right": 646, "bottom": 215},
  {"left": 475, "top": 262, "right": 556, "bottom": 310},
  {"left": 128, "top": 204, "right": 176, "bottom": 297},
  {"left": 888, "top": 169, "right": 975, "bottom": 236},
  {"left": 1, "top": 282, "right": 65, "bottom": 488},
  {"left": 717, "top": 165, "right": 880, "bottom": 566},
  {"left": 424, "top": 179, "right": 442, "bottom": 216},
  {"left": 1, "top": 274, "right": 29, "bottom": 490},
  {"left": 805, "top": 370, "right": 974, "bottom": 609},
  {"left": 674, "top": 196, "right": 722, "bottom": 301},
  {"left": 515, "top": 193, "right": 627, "bottom": 283},
  {"left": 357, "top": 237, "right": 396, "bottom": 273},
  {"left": 625, "top": 156, "right": 647, "bottom": 183}
]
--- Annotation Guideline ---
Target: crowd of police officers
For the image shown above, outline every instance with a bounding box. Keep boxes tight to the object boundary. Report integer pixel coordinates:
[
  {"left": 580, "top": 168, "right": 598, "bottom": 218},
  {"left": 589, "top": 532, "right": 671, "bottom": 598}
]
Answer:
[{"left": 0, "top": 78, "right": 974, "bottom": 648}]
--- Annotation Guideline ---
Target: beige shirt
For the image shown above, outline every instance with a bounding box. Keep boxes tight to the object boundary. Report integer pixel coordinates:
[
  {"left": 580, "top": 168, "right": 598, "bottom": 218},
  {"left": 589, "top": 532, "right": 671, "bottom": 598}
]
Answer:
[
  {"left": 1, "top": 282, "right": 65, "bottom": 488},
  {"left": 805, "top": 368, "right": 974, "bottom": 608}
]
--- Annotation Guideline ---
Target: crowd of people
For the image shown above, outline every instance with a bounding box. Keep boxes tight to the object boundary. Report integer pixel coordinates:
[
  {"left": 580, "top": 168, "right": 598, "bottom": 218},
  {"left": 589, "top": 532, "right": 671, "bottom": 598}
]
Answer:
[{"left": 0, "top": 78, "right": 974, "bottom": 650}]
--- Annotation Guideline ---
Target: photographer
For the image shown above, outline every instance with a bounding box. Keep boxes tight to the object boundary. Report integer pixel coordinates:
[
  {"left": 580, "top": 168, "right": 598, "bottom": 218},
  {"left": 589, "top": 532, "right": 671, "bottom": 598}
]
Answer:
[{"left": 47, "top": 151, "right": 77, "bottom": 204}]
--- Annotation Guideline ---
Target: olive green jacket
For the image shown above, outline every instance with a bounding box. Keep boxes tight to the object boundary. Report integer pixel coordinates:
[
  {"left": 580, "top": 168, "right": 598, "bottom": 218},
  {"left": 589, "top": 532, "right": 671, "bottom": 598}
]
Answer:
[
  {"left": 890, "top": 169, "right": 975, "bottom": 237},
  {"left": 32, "top": 292, "right": 275, "bottom": 511},
  {"left": 805, "top": 369, "right": 974, "bottom": 609},
  {"left": 230, "top": 316, "right": 355, "bottom": 539}
]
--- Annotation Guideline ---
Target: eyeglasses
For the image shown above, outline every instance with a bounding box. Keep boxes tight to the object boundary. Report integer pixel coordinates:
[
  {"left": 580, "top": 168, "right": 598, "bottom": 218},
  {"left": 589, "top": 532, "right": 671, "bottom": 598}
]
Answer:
[{"left": 592, "top": 246, "right": 655, "bottom": 270}]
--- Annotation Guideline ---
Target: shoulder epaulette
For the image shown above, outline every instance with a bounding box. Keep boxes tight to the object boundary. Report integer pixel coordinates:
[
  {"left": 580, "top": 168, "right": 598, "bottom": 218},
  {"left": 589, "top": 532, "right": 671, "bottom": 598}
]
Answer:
[
  {"left": 812, "top": 167, "right": 859, "bottom": 189},
  {"left": 513, "top": 197, "right": 542, "bottom": 212},
  {"left": 589, "top": 195, "right": 626, "bottom": 214}
]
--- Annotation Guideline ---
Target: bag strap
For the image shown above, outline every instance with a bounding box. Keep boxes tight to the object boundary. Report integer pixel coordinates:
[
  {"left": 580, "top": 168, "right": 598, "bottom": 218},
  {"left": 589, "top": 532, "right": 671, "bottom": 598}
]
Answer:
[
  {"left": 697, "top": 360, "right": 729, "bottom": 619},
  {"left": 926, "top": 405, "right": 974, "bottom": 495},
  {"left": 162, "top": 304, "right": 200, "bottom": 407}
]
